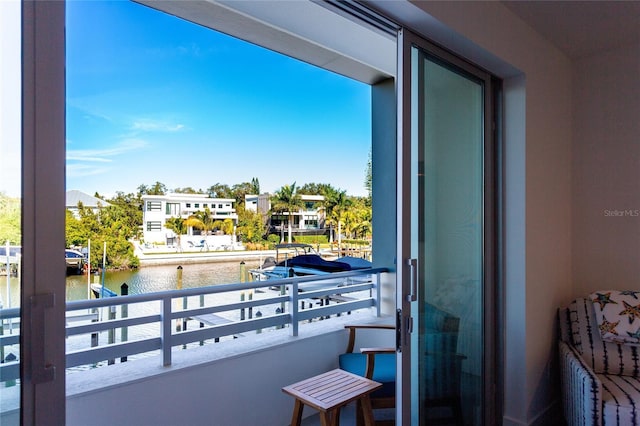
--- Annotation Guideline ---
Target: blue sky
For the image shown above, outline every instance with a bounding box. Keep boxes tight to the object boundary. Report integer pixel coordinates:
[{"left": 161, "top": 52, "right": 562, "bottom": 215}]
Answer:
[{"left": 65, "top": 1, "right": 372, "bottom": 198}]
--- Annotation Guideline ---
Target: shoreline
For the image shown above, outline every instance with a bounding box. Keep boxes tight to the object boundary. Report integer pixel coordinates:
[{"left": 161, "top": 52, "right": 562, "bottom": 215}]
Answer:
[{"left": 136, "top": 249, "right": 276, "bottom": 266}]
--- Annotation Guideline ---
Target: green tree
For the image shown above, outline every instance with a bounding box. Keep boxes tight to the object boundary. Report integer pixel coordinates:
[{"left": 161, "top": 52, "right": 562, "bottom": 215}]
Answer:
[
  {"left": 329, "top": 190, "right": 351, "bottom": 249},
  {"left": 250, "top": 177, "right": 260, "bottom": 195},
  {"left": 299, "top": 182, "right": 334, "bottom": 195},
  {"left": 107, "top": 191, "right": 143, "bottom": 240},
  {"left": 231, "top": 179, "right": 260, "bottom": 207},
  {"left": 164, "top": 217, "right": 188, "bottom": 251},
  {"left": 365, "top": 150, "right": 372, "bottom": 206},
  {"left": 319, "top": 186, "right": 346, "bottom": 244},
  {"left": 271, "top": 182, "right": 303, "bottom": 243},
  {"left": 207, "top": 183, "right": 232, "bottom": 199},
  {"left": 174, "top": 187, "right": 202, "bottom": 194},
  {"left": 236, "top": 205, "right": 266, "bottom": 243},
  {"left": 66, "top": 202, "right": 139, "bottom": 269},
  {"left": 193, "top": 208, "right": 215, "bottom": 235},
  {"left": 184, "top": 215, "right": 205, "bottom": 235},
  {"left": 138, "top": 181, "right": 167, "bottom": 196},
  {"left": 0, "top": 193, "right": 21, "bottom": 245}
]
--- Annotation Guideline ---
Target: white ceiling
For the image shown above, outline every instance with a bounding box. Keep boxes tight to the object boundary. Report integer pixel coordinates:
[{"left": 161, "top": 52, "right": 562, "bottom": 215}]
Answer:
[{"left": 502, "top": 1, "right": 640, "bottom": 59}]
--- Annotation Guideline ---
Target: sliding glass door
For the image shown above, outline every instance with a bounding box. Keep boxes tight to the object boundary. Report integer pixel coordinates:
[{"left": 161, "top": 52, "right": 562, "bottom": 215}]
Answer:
[{"left": 397, "top": 29, "right": 497, "bottom": 425}]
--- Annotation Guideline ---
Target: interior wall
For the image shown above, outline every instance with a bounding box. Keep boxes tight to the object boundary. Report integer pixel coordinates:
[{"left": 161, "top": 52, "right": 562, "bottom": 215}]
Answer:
[
  {"left": 572, "top": 42, "right": 640, "bottom": 296},
  {"left": 369, "top": 2, "right": 573, "bottom": 425}
]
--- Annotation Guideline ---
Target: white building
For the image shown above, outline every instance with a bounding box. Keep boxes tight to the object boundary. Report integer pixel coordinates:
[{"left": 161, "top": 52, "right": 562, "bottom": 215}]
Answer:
[
  {"left": 65, "top": 189, "right": 111, "bottom": 218},
  {"left": 141, "top": 193, "right": 238, "bottom": 246},
  {"left": 256, "top": 193, "right": 325, "bottom": 234}
]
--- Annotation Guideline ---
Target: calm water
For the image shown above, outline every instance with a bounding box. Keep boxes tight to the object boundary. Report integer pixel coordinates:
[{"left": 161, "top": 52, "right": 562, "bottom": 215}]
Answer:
[{"left": 0, "top": 260, "right": 263, "bottom": 307}]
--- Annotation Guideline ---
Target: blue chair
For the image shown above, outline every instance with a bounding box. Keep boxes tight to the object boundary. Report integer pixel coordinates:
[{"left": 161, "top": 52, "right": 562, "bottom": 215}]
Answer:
[{"left": 339, "top": 324, "right": 396, "bottom": 426}]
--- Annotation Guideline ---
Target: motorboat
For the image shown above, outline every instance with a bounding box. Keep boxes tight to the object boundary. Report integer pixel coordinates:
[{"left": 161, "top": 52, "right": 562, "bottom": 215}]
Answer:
[{"left": 248, "top": 243, "right": 372, "bottom": 290}]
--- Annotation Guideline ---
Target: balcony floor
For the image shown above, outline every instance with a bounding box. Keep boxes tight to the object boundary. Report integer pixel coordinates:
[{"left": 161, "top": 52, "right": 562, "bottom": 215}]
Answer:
[{"left": 299, "top": 404, "right": 395, "bottom": 425}]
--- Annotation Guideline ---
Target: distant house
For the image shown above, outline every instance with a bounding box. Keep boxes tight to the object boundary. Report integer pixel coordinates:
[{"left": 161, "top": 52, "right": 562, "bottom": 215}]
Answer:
[
  {"left": 141, "top": 193, "right": 238, "bottom": 245},
  {"left": 256, "top": 193, "right": 325, "bottom": 236},
  {"left": 244, "top": 194, "right": 259, "bottom": 212},
  {"left": 66, "top": 190, "right": 110, "bottom": 218}
]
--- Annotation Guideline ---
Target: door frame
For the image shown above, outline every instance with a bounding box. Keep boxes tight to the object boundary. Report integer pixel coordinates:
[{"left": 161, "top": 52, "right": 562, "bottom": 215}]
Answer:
[
  {"left": 21, "top": 1, "right": 67, "bottom": 424},
  {"left": 396, "top": 27, "right": 501, "bottom": 425}
]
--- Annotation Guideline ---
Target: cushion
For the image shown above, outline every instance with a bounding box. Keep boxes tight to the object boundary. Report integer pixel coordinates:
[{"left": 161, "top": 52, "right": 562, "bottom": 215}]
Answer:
[
  {"left": 568, "top": 298, "right": 640, "bottom": 378},
  {"left": 591, "top": 290, "right": 640, "bottom": 345},
  {"left": 339, "top": 352, "right": 395, "bottom": 398},
  {"left": 599, "top": 373, "right": 640, "bottom": 426}
]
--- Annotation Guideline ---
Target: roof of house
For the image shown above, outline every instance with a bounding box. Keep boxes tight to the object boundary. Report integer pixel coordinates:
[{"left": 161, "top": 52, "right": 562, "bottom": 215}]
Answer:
[{"left": 66, "top": 190, "right": 110, "bottom": 209}]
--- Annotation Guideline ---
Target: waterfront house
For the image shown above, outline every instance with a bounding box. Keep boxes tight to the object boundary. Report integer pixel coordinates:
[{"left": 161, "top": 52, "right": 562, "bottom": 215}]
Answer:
[
  {"left": 247, "top": 193, "right": 326, "bottom": 239},
  {"left": 141, "top": 193, "right": 238, "bottom": 247},
  {"left": 8, "top": 0, "right": 640, "bottom": 425},
  {"left": 65, "top": 190, "right": 111, "bottom": 219}
]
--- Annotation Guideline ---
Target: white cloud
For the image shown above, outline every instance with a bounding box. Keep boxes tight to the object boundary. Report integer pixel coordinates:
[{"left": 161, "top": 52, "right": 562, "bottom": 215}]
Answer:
[
  {"left": 66, "top": 138, "right": 148, "bottom": 179},
  {"left": 67, "top": 138, "right": 148, "bottom": 162},
  {"left": 66, "top": 163, "right": 110, "bottom": 178},
  {"left": 131, "top": 119, "right": 185, "bottom": 132}
]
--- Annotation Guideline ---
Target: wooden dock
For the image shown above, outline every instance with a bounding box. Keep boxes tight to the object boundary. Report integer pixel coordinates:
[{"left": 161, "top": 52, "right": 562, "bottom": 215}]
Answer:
[{"left": 188, "top": 314, "right": 244, "bottom": 340}]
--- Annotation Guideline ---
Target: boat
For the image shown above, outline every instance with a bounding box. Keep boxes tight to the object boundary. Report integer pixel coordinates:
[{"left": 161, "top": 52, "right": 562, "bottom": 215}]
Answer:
[
  {"left": 90, "top": 283, "right": 118, "bottom": 298},
  {"left": 249, "top": 243, "right": 372, "bottom": 290}
]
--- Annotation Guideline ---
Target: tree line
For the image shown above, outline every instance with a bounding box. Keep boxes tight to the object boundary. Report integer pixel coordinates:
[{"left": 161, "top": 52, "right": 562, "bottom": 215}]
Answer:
[{"left": 1, "top": 175, "right": 372, "bottom": 270}]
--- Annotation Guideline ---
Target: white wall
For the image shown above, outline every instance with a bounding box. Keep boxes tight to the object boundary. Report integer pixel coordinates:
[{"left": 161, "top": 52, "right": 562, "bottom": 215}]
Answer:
[
  {"left": 67, "top": 332, "right": 344, "bottom": 426},
  {"left": 65, "top": 321, "right": 394, "bottom": 426},
  {"left": 572, "top": 42, "right": 640, "bottom": 295},
  {"left": 370, "top": 2, "right": 573, "bottom": 424}
]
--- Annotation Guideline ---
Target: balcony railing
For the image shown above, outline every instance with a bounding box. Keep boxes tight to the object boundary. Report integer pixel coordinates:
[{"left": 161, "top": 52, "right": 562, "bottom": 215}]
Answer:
[{"left": 0, "top": 267, "right": 387, "bottom": 383}]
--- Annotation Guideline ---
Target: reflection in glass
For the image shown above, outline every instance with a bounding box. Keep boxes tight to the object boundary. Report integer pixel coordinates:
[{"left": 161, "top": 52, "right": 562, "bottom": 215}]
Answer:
[{"left": 415, "top": 48, "right": 484, "bottom": 425}]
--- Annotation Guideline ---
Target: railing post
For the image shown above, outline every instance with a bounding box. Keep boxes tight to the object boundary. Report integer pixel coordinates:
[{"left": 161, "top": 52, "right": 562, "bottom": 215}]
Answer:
[
  {"left": 162, "top": 296, "right": 172, "bottom": 366},
  {"left": 374, "top": 271, "right": 381, "bottom": 317},
  {"left": 120, "top": 283, "right": 128, "bottom": 362},
  {"left": 289, "top": 280, "right": 299, "bottom": 337},
  {"left": 240, "top": 292, "right": 245, "bottom": 321},
  {"left": 199, "top": 294, "right": 205, "bottom": 346},
  {"left": 107, "top": 305, "right": 116, "bottom": 365},
  {"left": 0, "top": 309, "right": 4, "bottom": 363}
]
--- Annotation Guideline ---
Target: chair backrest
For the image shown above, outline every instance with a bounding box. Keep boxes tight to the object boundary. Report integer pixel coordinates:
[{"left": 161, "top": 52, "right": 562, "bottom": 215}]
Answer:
[
  {"left": 423, "top": 303, "right": 464, "bottom": 401},
  {"left": 425, "top": 303, "right": 460, "bottom": 354},
  {"left": 559, "top": 297, "right": 640, "bottom": 378}
]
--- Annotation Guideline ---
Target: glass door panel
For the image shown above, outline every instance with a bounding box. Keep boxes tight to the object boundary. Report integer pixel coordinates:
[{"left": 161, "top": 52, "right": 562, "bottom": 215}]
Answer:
[
  {"left": 399, "top": 29, "right": 495, "bottom": 426},
  {"left": 416, "top": 49, "right": 484, "bottom": 425}
]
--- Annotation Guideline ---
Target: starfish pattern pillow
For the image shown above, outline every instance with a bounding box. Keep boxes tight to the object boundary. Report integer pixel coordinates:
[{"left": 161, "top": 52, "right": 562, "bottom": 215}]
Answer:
[{"left": 591, "top": 290, "right": 640, "bottom": 344}]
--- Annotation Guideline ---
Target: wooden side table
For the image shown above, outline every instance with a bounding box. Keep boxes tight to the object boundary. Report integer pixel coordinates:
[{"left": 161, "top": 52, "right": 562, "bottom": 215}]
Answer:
[{"left": 282, "top": 369, "right": 382, "bottom": 426}]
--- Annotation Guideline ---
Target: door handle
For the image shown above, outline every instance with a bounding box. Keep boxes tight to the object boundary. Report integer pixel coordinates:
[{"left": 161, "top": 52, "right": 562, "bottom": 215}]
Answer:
[
  {"left": 406, "top": 258, "right": 418, "bottom": 302},
  {"left": 30, "top": 293, "right": 56, "bottom": 384}
]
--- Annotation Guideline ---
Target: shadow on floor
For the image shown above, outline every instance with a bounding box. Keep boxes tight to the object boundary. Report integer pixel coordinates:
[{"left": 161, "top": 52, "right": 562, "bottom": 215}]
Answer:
[{"left": 298, "top": 404, "right": 395, "bottom": 426}]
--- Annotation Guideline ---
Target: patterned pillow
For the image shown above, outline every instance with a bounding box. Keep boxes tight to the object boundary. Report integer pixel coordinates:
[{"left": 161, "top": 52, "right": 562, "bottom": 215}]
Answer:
[{"left": 591, "top": 290, "right": 640, "bottom": 344}]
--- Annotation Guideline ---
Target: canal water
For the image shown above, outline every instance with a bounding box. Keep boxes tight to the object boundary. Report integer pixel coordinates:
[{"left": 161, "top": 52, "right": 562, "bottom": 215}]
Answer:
[
  {"left": 2, "top": 259, "right": 297, "bottom": 373},
  {"left": 66, "top": 260, "right": 263, "bottom": 300},
  {"left": 0, "top": 260, "right": 263, "bottom": 307}
]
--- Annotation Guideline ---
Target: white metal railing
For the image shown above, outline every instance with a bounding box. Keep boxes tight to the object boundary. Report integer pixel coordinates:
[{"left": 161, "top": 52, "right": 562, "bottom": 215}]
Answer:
[{"left": 0, "top": 267, "right": 387, "bottom": 382}]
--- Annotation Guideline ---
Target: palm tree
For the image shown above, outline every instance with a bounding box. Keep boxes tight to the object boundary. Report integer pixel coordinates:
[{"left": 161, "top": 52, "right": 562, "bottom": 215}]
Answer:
[
  {"left": 320, "top": 186, "right": 343, "bottom": 244},
  {"left": 212, "top": 218, "right": 234, "bottom": 235},
  {"left": 271, "top": 182, "right": 304, "bottom": 243},
  {"left": 194, "top": 208, "right": 215, "bottom": 236},
  {"left": 183, "top": 215, "right": 205, "bottom": 235},
  {"left": 330, "top": 191, "right": 351, "bottom": 251},
  {"left": 164, "top": 217, "right": 187, "bottom": 252}
]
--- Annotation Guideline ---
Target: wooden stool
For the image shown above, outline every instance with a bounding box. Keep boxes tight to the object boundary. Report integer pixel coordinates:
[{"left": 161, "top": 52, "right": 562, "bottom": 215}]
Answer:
[{"left": 283, "top": 369, "right": 382, "bottom": 426}]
